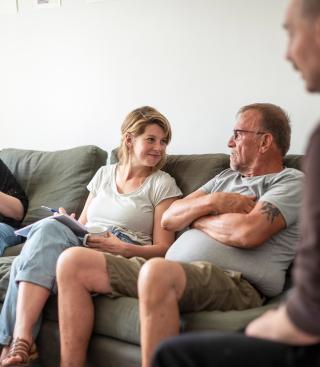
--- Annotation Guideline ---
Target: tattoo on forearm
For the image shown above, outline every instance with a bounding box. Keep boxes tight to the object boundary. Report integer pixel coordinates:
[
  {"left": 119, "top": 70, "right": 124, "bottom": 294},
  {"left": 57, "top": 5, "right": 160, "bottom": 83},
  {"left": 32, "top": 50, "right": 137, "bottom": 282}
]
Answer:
[{"left": 260, "top": 202, "right": 281, "bottom": 223}]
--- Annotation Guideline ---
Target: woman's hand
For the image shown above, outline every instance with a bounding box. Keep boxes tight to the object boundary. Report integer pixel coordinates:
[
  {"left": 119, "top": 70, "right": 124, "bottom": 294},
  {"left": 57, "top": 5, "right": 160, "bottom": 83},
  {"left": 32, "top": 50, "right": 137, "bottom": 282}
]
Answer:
[
  {"left": 56, "top": 207, "right": 76, "bottom": 218},
  {"left": 85, "top": 232, "right": 128, "bottom": 256}
]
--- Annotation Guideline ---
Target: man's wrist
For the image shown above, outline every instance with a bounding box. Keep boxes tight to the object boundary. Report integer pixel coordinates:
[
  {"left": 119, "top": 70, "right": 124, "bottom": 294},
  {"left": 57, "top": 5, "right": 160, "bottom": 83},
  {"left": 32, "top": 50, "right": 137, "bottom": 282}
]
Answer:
[{"left": 208, "top": 192, "right": 220, "bottom": 213}]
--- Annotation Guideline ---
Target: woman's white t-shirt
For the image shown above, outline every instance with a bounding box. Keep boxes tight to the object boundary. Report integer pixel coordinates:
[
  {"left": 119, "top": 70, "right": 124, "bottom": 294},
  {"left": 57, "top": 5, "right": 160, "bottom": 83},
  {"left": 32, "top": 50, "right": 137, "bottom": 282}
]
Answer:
[{"left": 86, "top": 164, "right": 182, "bottom": 245}]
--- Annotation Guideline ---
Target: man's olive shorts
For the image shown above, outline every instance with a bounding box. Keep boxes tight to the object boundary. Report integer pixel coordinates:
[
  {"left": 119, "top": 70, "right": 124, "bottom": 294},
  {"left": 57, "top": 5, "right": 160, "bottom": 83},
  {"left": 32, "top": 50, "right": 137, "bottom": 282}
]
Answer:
[{"left": 103, "top": 254, "right": 263, "bottom": 312}]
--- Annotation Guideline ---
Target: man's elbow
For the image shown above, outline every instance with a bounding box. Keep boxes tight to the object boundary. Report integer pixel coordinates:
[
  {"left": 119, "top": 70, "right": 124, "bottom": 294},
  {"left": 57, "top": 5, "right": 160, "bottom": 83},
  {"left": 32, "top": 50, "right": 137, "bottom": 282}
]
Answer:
[
  {"left": 11, "top": 202, "right": 25, "bottom": 221},
  {"left": 161, "top": 213, "right": 184, "bottom": 232},
  {"left": 161, "top": 215, "right": 176, "bottom": 231},
  {"left": 13, "top": 209, "right": 24, "bottom": 221},
  {"left": 234, "top": 228, "right": 267, "bottom": 248}
]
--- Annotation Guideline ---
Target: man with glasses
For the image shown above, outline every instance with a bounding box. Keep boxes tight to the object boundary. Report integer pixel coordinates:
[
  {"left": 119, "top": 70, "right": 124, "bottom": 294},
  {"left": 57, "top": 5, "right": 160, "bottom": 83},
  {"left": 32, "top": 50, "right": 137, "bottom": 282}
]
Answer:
[{"left": 137, "top": 102, "right": 304, "bottom": 367}]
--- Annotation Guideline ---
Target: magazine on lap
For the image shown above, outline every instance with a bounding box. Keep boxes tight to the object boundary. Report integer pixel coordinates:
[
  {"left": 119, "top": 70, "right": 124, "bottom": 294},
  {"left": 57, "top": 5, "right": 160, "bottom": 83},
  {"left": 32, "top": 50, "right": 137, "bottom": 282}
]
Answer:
[{"left": 15, "top": 214, "right": 88, "bottom": 238}]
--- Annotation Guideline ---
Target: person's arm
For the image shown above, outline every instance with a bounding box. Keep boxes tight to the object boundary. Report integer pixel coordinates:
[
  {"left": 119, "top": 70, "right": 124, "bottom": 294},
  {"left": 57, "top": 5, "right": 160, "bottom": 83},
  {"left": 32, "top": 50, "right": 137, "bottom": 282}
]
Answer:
[
  {"left": 0, "top": 159, "right": 28, "bottom": 222},
  {"left": 56, "top": 193, "right": 93, "bottom": 223},
  {"left": 245, "top": 305, "right": 320, "bottom": 345},
  {"left": 285, "top": 125, "right": 320, "bottom": 338},
  {"left": 192, "top": 200, "right": 286, "bottom": 248},
  {"left": 77, "top": 193, "right": 93, "bottom": 225},
  {"left": 86, "top": 197, "right": 178, "bottom": 258},
  {"left": 0, "top": 191, "right": 25, "bottom": 221},
  {"left": 161, "top": 189, "right": 256, "bottom": 232}
]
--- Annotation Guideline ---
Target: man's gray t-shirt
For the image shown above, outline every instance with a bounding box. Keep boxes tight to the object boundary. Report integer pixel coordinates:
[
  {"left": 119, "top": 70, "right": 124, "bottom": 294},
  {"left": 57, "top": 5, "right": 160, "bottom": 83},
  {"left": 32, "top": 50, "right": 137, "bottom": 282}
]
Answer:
[{"left": 166, "top": 167, "right": 304, "bottom": 297}]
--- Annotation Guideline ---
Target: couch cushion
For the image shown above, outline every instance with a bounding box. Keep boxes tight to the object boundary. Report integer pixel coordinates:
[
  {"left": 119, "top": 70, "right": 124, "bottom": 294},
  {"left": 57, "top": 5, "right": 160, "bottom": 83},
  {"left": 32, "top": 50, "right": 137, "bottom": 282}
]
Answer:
[
  {"left": 284, "top": 154, "right": 304, "bottom": 171},
  {"left": 3, "top": 244, "right": 22, "bottom": 257},
  {"left": 0, "top": 146, "right": 108, "bottom": 226},
  {"left": 43, "top": 294, "right": 281, "bottom": 346},
  {"left": 0, "top": 256, "right": 14, "bottom": 302},
  {"left": 163, "top": 154, "right": 230, "bottom": 196}
]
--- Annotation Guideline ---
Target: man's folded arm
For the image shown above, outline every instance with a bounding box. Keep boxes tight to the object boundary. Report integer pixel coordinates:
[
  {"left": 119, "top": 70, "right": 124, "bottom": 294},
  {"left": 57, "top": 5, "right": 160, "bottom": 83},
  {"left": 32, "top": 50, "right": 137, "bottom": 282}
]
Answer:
[
  {"left": 192, "top": 200, "right": 286, "bottom": 248},
  {"left": 161, "top": 190, "right": 256, "bottom": 232},
  {"left": 161, "top": 190, "right": 214, "bottom": 231}
]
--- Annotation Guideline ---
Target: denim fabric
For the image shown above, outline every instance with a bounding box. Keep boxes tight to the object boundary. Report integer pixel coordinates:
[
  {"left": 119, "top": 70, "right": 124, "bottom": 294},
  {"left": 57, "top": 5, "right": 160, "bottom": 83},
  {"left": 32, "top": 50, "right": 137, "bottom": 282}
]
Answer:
[
  {"left": 108, "top": 227, "right": 140, "bottom": 245},
  {"left": 0, "top": 218, "right": 135, "bottom": 345},
  {"left": 0, "top": 223, "right": 24, "bottom": 256}
]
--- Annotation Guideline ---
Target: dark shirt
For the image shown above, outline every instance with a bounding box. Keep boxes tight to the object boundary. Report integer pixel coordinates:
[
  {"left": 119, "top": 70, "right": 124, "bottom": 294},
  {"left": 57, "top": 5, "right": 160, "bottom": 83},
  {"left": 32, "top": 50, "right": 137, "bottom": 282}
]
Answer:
[
  {"left": 287, "top": 123, "right": 320, "bottom": 336},
  {"left": 0, "top": 159, "right": 28, "bottom": 228}
]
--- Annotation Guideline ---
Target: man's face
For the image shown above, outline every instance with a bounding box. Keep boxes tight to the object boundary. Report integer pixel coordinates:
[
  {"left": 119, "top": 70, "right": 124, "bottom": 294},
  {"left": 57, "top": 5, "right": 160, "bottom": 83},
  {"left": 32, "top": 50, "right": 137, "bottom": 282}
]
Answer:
[
  {"left": 284, "top": 0, "right": 320, "bottom": 92},
  {"left": 228, "top": 109, "right": 264, "bottom": 173}
]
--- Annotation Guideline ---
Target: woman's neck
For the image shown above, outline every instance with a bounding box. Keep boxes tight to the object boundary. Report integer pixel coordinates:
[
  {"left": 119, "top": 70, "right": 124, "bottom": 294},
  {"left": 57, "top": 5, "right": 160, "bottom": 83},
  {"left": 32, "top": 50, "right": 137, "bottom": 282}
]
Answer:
[
  {"left": 118, "top": 162, "right": 152, "bottom": 180},
  {"left": 116, "top": 163, "right": 152, "bottom": 194}
]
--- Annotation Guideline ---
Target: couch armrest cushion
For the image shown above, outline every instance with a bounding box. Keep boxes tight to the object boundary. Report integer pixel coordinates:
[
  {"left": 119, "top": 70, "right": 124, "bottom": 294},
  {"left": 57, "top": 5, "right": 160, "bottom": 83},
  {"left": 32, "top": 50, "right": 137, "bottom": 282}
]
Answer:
[{"left": 0, "top": 146, "right": 108, "bottom": 225}]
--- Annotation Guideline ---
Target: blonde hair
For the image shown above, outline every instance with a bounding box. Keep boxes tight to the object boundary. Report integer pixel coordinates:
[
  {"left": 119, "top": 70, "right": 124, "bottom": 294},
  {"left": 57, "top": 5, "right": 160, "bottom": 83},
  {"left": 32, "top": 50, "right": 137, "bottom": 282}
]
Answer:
[{"left": 118, "top": 106, "right": 172, "bottom": 170}]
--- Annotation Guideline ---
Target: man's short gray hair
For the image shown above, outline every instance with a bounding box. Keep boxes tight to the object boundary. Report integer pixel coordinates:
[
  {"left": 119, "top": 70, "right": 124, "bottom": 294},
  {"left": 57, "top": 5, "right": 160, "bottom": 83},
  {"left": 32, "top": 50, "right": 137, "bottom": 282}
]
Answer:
[{"left": 238, "top": 103, "right": 291, "bottom": 157}]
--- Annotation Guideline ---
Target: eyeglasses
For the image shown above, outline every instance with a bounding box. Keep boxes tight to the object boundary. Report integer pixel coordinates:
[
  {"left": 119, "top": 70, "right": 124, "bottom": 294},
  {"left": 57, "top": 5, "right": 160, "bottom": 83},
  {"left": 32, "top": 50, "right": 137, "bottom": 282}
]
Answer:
[{"left": 232, "top": 129, "right": 266, "bottom": 140}]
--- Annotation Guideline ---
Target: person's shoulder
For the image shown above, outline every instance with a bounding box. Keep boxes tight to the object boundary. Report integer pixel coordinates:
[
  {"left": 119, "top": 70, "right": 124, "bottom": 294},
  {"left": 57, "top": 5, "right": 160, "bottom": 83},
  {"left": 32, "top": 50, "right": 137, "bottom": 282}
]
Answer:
[
  {"left": 90, "top": 164, "right": 115, "bottom": 185},
  {"left": 96, "top": 164, "right": 114, "bottom": 176},
  {"left": 155, "top": 169, "right": 173, "bottom": 178},
  {"left": 216, "top": 168, "right": 238, "bottom": 179},
  {"left": 278, "top": 167, "right": 304, "bottom": 180},
  {"left": 202, "top": 168, "right": 236, "bottom": 185},
  {"left": 310, "top": 121, "right": 320, "bottom": 138},
  {"left": 151, "top": 169, "right": 177, "bottom": 184},
  {"left": 268, "top": 167, "right": 304, "bottom": 187},
  {"left": 307, "top": 122, "right": 320, "bottom": 151},
  {"left": 0, "top": 159, "right": 9, "bottom": 172}
]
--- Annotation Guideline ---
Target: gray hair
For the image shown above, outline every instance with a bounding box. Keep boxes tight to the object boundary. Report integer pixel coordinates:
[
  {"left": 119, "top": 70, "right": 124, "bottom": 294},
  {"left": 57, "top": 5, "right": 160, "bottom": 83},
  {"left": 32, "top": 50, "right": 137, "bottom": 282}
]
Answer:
[{"left": 238, "top": 103, "right": 291, "bottom": 157}]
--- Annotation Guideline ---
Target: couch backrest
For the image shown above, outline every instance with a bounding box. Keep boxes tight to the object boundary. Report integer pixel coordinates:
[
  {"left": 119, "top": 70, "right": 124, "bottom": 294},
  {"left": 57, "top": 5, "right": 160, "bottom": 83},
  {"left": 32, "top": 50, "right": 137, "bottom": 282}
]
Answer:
[
  {"left": 0, "top": 146, "right": 108, "bottom": 226},
  {"left": 163, "top": 154, "right": 230, "bottom": 196},
  {"left": 110, "top": 148, "right": 304, "bottom": 197},
  {"left": 283, "top": 154, "right": 304, "bottom": 171},
  {"left": 163, "top": 153, "right": 304, "bottom": 197}
]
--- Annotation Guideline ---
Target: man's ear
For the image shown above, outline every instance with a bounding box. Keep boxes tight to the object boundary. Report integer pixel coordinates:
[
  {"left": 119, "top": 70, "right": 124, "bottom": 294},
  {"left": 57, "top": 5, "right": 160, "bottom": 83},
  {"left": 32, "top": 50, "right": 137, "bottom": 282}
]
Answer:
[{"left": 260, "top": 133, "right": 273, "bottom": 153}]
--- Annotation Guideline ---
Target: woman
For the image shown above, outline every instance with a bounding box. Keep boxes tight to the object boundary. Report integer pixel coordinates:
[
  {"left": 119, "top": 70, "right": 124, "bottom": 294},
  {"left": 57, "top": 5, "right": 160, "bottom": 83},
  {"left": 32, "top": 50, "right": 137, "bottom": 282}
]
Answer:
[
  {"left": 0, "top": 106, "right": 182, "bottom": 366},
  {"left": 0, "top": 160, "right": 28, "bottom": 256}
]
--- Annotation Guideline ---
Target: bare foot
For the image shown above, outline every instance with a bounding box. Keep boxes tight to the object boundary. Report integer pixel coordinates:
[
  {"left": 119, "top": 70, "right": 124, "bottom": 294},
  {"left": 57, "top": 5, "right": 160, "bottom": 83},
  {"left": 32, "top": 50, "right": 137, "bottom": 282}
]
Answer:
[
  {"left": 1, "top": 338, "right": 38, "bottom": 366},
  {"left": 0, "top": 345, "right": 10, "bottom": 364},
  {"left": 2, "top": 354, "right": 24, "bottom": 366}
]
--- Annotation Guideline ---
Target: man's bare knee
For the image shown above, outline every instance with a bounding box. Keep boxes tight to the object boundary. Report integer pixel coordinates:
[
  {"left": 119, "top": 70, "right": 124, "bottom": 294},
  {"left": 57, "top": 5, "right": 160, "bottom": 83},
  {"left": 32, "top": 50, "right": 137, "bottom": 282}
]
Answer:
[{"left": 138, "top": 258, "right": 187, "bottom": 302}]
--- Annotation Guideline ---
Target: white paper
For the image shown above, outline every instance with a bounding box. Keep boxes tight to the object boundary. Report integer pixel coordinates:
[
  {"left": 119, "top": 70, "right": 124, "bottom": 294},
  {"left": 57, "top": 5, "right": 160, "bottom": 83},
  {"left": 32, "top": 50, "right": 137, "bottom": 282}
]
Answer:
[{"left": 15, "top": 214, "right": 88, "bottom": 238}]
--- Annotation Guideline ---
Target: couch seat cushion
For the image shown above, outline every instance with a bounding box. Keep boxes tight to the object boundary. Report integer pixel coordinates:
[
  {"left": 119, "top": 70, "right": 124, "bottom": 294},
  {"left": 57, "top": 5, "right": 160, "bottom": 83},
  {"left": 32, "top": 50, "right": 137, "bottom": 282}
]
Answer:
[{"left": 43, "top": 294, "right": 281, "bottom": 346}]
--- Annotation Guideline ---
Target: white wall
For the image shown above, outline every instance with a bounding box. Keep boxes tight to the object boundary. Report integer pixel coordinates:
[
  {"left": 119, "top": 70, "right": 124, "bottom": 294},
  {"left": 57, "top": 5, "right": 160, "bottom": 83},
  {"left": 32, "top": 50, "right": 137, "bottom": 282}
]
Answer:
[{"left": 0, "top": 0, "right": 318, "bottom": 155}]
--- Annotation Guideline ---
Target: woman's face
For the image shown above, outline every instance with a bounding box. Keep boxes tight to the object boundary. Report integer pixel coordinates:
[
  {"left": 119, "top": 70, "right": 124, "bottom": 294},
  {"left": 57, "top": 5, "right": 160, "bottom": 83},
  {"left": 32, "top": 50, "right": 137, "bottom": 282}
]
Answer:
[{"left": 128, "top": 124, "right": 168, "bottom": 168}]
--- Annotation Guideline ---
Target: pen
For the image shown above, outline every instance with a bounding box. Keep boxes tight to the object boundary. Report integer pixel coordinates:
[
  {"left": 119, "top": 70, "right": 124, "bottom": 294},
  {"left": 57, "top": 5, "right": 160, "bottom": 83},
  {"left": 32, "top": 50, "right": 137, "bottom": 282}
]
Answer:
[{"left": 41, "top": 205, "right": 59, "bottom": 213}]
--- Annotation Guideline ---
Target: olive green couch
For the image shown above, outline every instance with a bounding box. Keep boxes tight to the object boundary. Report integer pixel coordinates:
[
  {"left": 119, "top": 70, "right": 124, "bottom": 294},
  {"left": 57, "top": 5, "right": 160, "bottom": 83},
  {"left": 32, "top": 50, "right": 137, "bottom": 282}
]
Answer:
[{"left": 0, "top": 146, "right": 302, "bottom": 367}]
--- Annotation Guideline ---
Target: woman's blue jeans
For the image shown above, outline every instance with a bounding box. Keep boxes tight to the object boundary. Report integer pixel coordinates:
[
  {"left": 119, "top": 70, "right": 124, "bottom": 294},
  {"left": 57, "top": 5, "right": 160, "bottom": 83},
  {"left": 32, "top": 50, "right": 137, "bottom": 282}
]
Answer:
[
  {"left": 0, "top": 218, "right": 135, "bottom": 345},
  {"left": 0, "top": 223, "right": 24, "bottom": 256}
]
